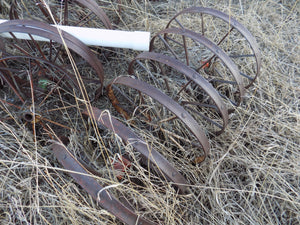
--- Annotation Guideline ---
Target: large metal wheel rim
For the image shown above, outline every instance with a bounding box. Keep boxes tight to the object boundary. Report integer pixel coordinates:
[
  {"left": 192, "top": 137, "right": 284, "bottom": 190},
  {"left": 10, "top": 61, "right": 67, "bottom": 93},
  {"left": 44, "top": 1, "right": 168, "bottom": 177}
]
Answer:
[
  {"left": 0, "top": 56, "right": 83, "bottom": 138},
  {"left": 0, "top": 20, "right": 105, "bottom": 89},
  {"left": 165, "top": 6, "right": 261, "bottom": 89},
  {"left": 106, "top": 76, "right": 210, "bottom": 159},
  {"left": 150, "top": 27, "right": 245, "bottom": 107},
  {"left": 128, "top": 51, "right": 229, "bottom": 135},
  {"left": 10, "top": 0, "right": 113, "bottom": 29}
]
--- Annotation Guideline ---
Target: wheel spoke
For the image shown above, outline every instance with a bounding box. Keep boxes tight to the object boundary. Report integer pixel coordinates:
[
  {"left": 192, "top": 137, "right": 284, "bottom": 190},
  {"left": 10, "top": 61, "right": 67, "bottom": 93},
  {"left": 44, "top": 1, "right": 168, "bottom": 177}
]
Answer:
[
  {"left": 182, "top": 35, "right": 190, "bottom": 66},
  {"left": 217, "top": 27, "right": 234, "bottom": 46},
  {"left": 209, "top": 79, "right": 237, "bottom": 85},
  {"left": 201, "top": 13, "right": 204, "bottom": 35},
  {"left": 185, "top": 106, "right": 223, "bottom": 129},
  {"left": 28, "top": 33, "right": 47, "bottom": 60},
  {"left": 0, "top": 71, "right": 25, "bottom": 103},
  {"left": 219, "top": 93, "right": 238, "bottom": 106},
  {"left": 174, "top": 18, "right": 185, "bottom": 29},
  {"left": 75, "top": 12, "right": 96, "bottom": 27},
  {"left": 239, "top": 72, "right": 254, "bottom": 80},
  {"left": 158, "top": 34, "right": 180, "bottom": 60},
  {"left": 0, "top": 99, "right": 22, "bottom": 109},
  {"left": 44, "top": 103, "right": 84, "bottom": 113},
  {"left": 176, "top": 58, "right": 212, "bottom": 98},
  {"left": 38, "top": 73, "right": 68, "bottom": 107},
  {"left": 63, "top": 0, "right": 69, "bottom": 25},
  {"left": 164, "top": 36, "right": 184, "bottom": 47},
  {"left": 181, "top": 101, "right": 218, "bottom": 110},
  {"left": 41, "top": 117, "right": 72, "bottom": 130}
]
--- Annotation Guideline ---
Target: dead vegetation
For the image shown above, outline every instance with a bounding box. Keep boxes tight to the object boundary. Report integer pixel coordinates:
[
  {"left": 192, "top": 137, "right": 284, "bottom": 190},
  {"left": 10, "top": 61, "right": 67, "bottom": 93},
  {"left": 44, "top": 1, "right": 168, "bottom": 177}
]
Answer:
[{"left": 0, "top": 0, "right": 299, "bottom": 224}]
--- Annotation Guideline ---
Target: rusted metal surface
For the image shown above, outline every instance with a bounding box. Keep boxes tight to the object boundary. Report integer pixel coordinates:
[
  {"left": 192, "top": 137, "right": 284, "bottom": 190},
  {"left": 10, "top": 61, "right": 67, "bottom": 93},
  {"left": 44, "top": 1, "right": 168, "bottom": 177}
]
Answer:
[
  {"left": 106, "top": 76, "right": 210, "bottom": 158},
  {"left": 51, "top": 142, "right": 157, "bottom": 225},
  {"left": 83, "top": 106, "right": 190, "bottom": 194},
  {"left": 0, "top": 20, "right": 105, "bottom": 89},
  {"left": 0, "top": 19, "right": 105, "bottom": 137},
  {"left": 165, "top": 6, "right": 261, "bottom": 89},
  {"left": 112, "top": 155, "right": 132, "bottom": 180},
  {"left": 128, "top": 51, "right": 229, "bottom": 135},
  {"left": 0, "top": 3, "right": 261, "bottom": 225},
  {"left": 150, "top": 27, "right": 245, "bottom": 107},
  {"left": 0, "top": 56, "right": 80, "bottom": 137},
  {"left": 10, "top": 0, "right": 113, "bottom": 29}
]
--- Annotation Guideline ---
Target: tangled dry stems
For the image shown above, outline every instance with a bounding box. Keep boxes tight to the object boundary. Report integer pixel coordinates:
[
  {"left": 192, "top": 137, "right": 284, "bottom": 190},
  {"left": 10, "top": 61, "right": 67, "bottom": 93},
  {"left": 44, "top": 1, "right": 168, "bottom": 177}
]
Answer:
[{"left": 0, "top": 0, "right": 299, "bottom": 224}]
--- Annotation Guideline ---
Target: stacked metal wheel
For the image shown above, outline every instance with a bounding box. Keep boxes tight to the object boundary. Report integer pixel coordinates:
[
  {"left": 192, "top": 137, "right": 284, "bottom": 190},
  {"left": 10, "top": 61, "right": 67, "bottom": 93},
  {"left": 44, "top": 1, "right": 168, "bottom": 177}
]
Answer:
[
  {"left": 108, "top": 7, "right": 261, "bottom": 162},
  {"left": 0, "top": 2, "right": 260, "bottom": 225}
]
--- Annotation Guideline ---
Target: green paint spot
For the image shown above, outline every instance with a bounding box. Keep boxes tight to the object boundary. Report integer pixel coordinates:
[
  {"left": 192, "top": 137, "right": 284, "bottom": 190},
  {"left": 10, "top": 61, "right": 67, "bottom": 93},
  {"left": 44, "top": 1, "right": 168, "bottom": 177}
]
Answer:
[{"left": 38, "top": 79, "right": 50, "bottom": 90}]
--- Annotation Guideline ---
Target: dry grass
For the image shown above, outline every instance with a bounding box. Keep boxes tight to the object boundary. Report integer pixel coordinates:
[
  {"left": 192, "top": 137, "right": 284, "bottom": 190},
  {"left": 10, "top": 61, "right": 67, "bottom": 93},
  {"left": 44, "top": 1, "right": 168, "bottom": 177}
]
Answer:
[{"left": 0, "top": 0, "right": 299, "bottom": 224}]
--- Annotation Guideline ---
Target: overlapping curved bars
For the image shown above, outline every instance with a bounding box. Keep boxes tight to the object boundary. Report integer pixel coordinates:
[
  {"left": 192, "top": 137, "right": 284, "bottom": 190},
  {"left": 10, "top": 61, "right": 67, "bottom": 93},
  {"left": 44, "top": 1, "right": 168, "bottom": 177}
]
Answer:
[
  {"left": 0, "top": 55, "right": 79, "bottom": 103},
  {"left": 106, "top": 76, "right": 210, "bottom": 158},
  {"left": 165, "top": 6, "right": 261, "bottom": 88},
  {"left": 83, "top": 106, "right": 190, "bottom": 194},
  {"left": 70, "top": 0, "right": 113, "bottom": 29},
  {"left": 150, "top": 27, "right": 245, "bottom": 107},
  {"left": 128, "top": 52, "right": 229, "bottom": 135},
  {"left": 10, "top": 0, "right": 113, "bottom": 29},
  {"left": 0, "top": 19, "right": 106, "bottom": 137},
  {"left": 0, "top": 19, "right": 105, "bottom": 90},
  {"left": 0, "top": 4, "right": 261, "bottom": 225},
  {"left": 51, "top": 142, "right": 157, "bottom": 225}
]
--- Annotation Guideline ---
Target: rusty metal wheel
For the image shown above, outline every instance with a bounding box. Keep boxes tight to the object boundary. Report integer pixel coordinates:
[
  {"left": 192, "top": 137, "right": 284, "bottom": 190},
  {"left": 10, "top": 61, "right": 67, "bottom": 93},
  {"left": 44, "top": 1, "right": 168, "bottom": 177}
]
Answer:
[
  {"left": 0, "top": 5, "right": 263, "bottom": 225},
  {"left": 83, "top": 106, "right": 190, "bottom": 194},
  {"left": 9, "top": 0, "right": 115, "bottom": 59},
  {"left": 163, "top": 6, "right": 261, "bottom": 89},
  {"left": 106, "top": 76, "right": 210, "bottom": 163},
  {"left": 0, "top": 56, "right": 81, "bottom": 138},
  {"left": 128, "top": 52, "right": 229, "bottom": 136},
  {"left": 10, "top": 0, "right": 112, "bottom": 29},
  {"left": 150, "top": 28, "right": 245, "bottom": 108},
  {"left": 0, "top": 20, "right": 104, "bottom": 138}
]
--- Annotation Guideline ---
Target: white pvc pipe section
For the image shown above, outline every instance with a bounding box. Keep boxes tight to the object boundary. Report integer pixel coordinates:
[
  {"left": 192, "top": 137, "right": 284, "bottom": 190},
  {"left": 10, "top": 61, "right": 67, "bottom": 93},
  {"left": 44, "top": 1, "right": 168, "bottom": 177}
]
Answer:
[{"left": 0, "top": 19, "right": 150, "bottom": 51}]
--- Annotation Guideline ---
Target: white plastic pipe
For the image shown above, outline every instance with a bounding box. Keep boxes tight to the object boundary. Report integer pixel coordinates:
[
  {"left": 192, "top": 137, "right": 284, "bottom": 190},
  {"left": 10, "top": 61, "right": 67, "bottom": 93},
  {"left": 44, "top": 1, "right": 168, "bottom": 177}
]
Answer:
[{"left": 0, "top": 19, "right": 150, "bottom": 51}]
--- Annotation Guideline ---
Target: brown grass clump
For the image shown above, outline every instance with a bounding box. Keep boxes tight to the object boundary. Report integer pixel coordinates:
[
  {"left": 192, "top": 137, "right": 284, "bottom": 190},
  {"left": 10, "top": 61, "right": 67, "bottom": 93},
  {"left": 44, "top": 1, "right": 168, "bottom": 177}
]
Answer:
[{"left": 0, "top": 0, "right": 299, "bottom": 224}]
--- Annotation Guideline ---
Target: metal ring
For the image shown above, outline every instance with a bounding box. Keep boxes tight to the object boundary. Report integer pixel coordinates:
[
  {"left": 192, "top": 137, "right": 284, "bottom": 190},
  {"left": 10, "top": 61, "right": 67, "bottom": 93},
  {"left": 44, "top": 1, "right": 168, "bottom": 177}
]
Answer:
[
  {"left": 129, "top": 52, "right": 229, "bottom": 135},
  {"left": 106, "top": 75, "right": 210, "bottom": 159},
  {"left": 150, "top": 27, "right": 245, "bottom": 107},
  {"left": 165, "top": 6, "right": 261, "bottom": 88}
]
